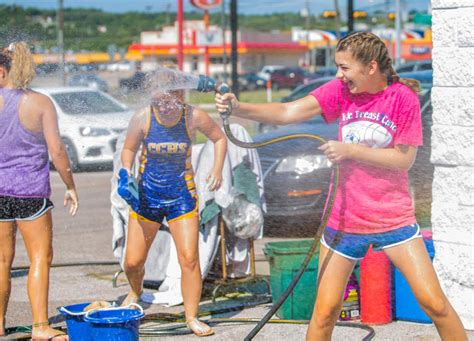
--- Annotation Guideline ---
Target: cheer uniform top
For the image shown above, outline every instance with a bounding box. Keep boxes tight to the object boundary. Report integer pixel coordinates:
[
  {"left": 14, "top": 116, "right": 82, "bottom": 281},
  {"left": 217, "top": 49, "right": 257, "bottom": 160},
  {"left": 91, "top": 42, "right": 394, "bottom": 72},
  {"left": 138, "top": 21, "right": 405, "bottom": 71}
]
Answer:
[{"left": 132, "top": 103, "right": 198, "bottom": 223}]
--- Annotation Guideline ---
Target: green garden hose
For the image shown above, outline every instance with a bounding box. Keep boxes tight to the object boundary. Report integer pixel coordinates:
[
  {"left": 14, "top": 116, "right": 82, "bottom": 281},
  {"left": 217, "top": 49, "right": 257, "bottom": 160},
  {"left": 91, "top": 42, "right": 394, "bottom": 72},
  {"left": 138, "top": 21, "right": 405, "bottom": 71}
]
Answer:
[{"left": 217, "top": 84, "right": 374, "bottom": 340}]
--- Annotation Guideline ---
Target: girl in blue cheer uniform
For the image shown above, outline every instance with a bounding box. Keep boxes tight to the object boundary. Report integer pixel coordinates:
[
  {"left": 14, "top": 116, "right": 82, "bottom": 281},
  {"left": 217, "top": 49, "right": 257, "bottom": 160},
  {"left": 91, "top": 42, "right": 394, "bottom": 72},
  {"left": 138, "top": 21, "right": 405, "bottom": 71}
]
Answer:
[{"left": 120, "top": 89, "right": 226, "bottom": 337}]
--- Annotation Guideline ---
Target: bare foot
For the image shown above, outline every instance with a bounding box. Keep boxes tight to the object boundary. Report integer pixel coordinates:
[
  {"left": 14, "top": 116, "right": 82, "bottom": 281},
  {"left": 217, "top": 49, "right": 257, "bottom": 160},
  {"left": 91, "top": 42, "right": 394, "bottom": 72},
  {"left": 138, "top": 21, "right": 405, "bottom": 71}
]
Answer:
[
  {"left": 121, "top": 291, "right": 141, "bottom": 308},
  {"left": 186, "top": 318, "right": 214, "bottom": 337},
  {"left": 31, "top": 326, "right": 68, "bottom": 340},
  {"left": 83, "top": 300, "right": 112, "bottom": 312}
]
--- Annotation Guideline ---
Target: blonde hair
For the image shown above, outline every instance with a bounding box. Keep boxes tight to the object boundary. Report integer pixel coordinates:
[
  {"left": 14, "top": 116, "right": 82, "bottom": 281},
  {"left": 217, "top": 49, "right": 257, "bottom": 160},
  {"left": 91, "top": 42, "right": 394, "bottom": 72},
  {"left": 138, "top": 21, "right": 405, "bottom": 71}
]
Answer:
[
  {"left": 3, "top": 42, "right": 36, "bottom": 89},
  {"left": 336, "top": 32, "right": 420, "bottom": 93}
]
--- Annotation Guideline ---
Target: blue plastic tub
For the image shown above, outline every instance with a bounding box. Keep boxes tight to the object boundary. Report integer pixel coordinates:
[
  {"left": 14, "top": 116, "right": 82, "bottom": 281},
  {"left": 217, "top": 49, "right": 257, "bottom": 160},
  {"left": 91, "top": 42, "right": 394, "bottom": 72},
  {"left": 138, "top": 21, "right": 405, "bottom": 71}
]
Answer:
[
  {"left": 393, "top": 237, "right": 435, "bottom": 323},
  {"left": 84, "top": 305, "right": 144, "bottom": 341},
  {"left": 58, "top": 302, "right": 93, "bottom": 341}
]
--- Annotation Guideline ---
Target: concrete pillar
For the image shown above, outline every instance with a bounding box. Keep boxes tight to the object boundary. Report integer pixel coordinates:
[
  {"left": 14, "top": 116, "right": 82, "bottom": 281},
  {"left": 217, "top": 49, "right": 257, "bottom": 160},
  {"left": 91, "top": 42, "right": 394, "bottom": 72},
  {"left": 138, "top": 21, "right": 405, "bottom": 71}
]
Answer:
[{"left": 431, "top": 0, "right": 474, "bottom": 330}]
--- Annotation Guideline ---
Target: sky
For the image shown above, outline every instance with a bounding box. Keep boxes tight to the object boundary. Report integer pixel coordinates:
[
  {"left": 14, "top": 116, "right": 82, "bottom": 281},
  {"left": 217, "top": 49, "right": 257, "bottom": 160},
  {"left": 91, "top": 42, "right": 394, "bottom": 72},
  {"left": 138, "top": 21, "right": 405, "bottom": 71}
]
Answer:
[{"left": 1, "top": 0, "right": 431, "bottom": 15}]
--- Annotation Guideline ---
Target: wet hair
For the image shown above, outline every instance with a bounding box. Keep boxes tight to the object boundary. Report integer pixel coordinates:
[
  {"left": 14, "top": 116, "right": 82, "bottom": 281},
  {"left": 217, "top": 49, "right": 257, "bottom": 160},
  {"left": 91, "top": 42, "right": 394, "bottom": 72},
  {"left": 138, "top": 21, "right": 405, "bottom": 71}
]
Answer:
[
  {"left": 0, "top": 52, "right": 11, "bottom": 71},
  {"left": 336, "top": 32, "right": 420, "bottom": 93},
  {"left": 1, "top": 42, "right": 36, "bottom": 89}
]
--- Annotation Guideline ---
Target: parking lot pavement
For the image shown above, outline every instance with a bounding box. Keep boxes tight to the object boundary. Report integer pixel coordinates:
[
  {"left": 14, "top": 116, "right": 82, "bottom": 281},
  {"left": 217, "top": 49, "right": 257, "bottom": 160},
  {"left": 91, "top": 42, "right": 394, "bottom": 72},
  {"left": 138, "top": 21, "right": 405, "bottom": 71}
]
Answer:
[
  {"left": 4, "top": 169, "right": 473, "bottom": 340},
  {"left": 7, "top": 259, "right": 471, "bottom": 340}
]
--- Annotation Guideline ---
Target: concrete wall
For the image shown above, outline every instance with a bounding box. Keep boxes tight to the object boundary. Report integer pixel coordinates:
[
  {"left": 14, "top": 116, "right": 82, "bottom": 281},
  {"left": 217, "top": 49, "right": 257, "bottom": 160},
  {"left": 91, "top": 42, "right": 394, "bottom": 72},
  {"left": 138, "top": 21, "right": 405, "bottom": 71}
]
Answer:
[{"left": 431, "top": 0, "right": 474, "bottom": 330}]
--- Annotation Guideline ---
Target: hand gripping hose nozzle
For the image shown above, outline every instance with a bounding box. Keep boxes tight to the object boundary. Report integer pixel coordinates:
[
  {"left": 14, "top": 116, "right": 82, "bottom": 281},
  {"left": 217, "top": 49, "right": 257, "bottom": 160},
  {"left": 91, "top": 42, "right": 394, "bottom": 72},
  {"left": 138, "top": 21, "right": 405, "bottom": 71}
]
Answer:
[
  {"left": 196, "top": 76, "right": 231, "bottom": 123},
  {"left": 216, "top": 82, "right": 231, "bottom": 124}
]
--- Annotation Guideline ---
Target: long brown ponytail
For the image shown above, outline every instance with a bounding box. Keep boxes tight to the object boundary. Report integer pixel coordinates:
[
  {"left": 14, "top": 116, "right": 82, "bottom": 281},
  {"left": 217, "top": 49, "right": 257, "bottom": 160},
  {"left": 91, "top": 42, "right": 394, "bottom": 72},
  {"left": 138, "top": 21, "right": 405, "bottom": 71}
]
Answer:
[{"left": 336, "top": 32, "right": 420, "bottom": 93}]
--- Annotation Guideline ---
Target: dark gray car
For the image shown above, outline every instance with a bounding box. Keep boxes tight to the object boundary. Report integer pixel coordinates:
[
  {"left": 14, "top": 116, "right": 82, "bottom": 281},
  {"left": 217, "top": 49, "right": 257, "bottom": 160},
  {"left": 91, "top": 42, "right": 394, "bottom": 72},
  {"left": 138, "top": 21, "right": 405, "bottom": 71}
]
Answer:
[
  {"left": 68, "top": 74, "right": 109, "bottom": 92},
  {"left": 255, "top": 73, "right": 433, "bottom": 227}
]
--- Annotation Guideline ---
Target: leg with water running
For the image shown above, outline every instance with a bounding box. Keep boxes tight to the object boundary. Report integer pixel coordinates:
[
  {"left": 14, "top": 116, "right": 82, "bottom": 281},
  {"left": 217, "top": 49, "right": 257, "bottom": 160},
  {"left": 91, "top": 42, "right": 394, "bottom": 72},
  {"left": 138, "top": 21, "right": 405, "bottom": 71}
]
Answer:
[
  {"left": 122, "top": 215, "right": 160, "bottom": 306},
  {"left": 0, "top": 221, "right": 15, "bottom": 336},
  {"left": 17, "top": 212, "right": 68, "bottom": 340},
  {"left": 307, "top": 244, "right": 356, "bottom": 341},
  {"left": 169, "top": 216, "right": 214, "bottom": 337},
  {"left": 384, "top": 238, "right": 468, "bottom": 341}
]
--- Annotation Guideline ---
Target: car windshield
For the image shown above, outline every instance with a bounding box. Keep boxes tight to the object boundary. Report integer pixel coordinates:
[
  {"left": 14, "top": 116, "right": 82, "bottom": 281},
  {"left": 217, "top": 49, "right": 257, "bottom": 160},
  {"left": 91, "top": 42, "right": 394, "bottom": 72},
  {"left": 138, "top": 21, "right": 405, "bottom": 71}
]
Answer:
[{"left": 52, "top": 91, "right": 127, "bottom": 115}]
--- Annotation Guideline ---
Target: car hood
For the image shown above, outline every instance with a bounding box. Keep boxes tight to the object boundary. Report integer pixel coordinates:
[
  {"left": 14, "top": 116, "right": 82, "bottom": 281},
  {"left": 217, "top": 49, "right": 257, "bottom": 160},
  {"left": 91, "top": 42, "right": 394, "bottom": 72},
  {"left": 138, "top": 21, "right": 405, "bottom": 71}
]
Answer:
[
  {"left": 58, "top": 111, "right": 133, "bottom": 131},
  {"left": 253, "top": 121, "right": 338, "bottom": 159}
]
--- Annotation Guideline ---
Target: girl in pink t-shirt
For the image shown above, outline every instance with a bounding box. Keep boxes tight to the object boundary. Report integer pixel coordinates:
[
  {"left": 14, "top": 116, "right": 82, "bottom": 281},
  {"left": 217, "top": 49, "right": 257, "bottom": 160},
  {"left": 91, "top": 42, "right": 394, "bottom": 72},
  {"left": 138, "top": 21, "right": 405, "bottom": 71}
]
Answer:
[{"left": 215, "top": 32, "right": 467, "bottom": 340}]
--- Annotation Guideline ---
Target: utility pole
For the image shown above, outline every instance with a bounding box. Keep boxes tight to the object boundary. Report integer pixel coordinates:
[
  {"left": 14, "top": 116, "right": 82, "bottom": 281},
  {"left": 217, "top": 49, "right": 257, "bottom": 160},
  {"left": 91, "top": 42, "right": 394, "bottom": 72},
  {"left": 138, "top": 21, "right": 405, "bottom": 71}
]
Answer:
[
  {"left": 347, "top": 0, "right": 354, "bottom": 33},
  {"left": 166, "top": 2, "right": 171, "bottom": 25},
  {"left": 395, "top": 0, "right": 401, "bottom": 67},
  {"left": 304, "top": 0, "right": 310, "bottom": 68},
  {"left": 230, "top": 0, "right": 239, "bottom": 97},
  {"left": 57, "top": 0, "right": 65, "bottom": 85},
  {"left": 333, "top": 0, "right": 341, "bottom": 39},
  {"left": 204, "top": 10, "right": 210, "bottom": 76},
  {"left": 177, "top": 0, "right": 184, "bottom": 71},
  {"left": 221, "top": 0, "right": 228, "bottom": 82}
]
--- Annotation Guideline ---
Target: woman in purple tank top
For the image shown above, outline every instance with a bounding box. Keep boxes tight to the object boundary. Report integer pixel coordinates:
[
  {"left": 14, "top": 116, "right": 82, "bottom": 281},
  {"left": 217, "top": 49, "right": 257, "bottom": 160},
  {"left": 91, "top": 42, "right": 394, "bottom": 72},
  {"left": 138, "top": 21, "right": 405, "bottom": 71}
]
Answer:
[{"left": 0, "top": 42, "right": 78, "bottom": 340}]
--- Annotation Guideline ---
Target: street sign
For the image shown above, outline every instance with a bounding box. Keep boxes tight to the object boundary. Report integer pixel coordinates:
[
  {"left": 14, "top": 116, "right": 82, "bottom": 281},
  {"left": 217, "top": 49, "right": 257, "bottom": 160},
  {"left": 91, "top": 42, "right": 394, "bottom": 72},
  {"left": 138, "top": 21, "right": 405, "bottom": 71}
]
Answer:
[
  {"left": 196, "top": 30, "right": 223, "bottom": 45},
  {"left": 190, "top": 0, "right": 222, "bottom": 10}
]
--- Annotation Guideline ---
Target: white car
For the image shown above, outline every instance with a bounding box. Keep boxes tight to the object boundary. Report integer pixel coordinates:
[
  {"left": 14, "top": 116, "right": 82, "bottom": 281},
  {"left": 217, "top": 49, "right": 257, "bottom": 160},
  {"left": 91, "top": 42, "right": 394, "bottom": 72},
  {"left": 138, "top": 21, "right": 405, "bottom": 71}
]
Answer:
[
  {"left": 257, "top": 65, "right": 286, "bottom": 81},
  {"left": 34, "top": 87, "right": 133, "bottom": 169}
]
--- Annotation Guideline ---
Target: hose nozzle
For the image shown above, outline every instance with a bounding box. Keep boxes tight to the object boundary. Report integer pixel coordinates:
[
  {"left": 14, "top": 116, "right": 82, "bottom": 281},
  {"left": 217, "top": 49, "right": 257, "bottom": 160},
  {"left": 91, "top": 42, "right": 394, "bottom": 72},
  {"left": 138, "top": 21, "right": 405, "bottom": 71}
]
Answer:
[
  {"left": 216, "top": 82, "right": 231, "bottom": 123},
  {"left": 196, "top": 75, "right": 217, "bottom": 92}
]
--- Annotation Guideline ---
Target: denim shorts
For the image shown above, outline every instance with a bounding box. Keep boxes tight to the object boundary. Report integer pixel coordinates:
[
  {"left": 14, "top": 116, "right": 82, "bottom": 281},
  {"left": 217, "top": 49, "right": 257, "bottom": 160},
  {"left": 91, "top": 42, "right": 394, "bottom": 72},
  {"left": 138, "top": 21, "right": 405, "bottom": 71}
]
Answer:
[{"left": 321, "top": 223, "right": 421, "bottom": 260}]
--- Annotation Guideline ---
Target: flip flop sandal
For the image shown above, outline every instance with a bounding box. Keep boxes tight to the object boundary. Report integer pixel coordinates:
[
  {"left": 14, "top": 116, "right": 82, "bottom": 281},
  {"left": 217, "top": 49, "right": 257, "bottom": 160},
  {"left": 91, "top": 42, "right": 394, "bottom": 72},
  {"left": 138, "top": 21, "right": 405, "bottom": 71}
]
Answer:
[
  {"left": 47, "top": 332, "right": 68, "bottom": 340},
  {"left": 186, "top": 318, "right": 214, "bottom": 337},
  {"left": 30, "top": 324, "right": 67, "bottom": 340},
  {"left": 31, "top": 332, "right": 67, "bottom": 341}
]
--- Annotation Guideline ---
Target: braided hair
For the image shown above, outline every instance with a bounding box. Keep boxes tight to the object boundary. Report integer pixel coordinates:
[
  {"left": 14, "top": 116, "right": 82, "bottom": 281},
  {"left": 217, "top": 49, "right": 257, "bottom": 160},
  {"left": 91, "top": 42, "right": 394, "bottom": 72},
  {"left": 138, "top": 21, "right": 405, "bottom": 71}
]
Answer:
[{"left": 336, "top": 32, "right": 420, "bottom": 93}]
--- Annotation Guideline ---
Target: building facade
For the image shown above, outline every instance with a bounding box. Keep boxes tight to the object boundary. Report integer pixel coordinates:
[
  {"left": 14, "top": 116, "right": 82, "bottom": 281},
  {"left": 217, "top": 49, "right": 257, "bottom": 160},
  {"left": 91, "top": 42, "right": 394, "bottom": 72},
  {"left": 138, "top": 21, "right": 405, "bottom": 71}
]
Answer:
[
  {"left": 431, "top": 0, "right": 474, "bottom": 330},
  {"left": 127, "top": 20, "right": 308, "bottom": 75}
]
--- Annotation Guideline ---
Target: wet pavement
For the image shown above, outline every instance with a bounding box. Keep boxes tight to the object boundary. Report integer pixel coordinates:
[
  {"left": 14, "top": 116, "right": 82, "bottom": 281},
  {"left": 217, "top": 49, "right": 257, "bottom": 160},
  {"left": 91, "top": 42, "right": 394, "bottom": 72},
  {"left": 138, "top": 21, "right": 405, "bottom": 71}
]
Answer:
[{"left": 4, "top": 171, "right": 474, "bottom": 340}]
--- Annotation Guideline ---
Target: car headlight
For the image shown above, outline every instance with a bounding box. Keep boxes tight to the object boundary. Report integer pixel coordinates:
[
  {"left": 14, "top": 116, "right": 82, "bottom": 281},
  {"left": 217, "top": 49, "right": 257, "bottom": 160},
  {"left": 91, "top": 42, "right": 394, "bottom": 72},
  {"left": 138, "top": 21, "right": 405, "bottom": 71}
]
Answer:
[
  {"left": 79, "top": 127, "right": 111, "bottom": 136},
  {"left": 275, "top": 155, "right": 332, "bottom": 174}
]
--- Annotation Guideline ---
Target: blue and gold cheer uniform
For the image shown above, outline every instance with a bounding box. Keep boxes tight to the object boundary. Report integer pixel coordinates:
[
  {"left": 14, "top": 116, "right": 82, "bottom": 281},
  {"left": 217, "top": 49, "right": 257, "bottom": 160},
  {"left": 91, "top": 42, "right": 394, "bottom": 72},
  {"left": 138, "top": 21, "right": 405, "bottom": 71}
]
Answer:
[{"left": 131, "top": 104, "right": 198, "bottom": 223}]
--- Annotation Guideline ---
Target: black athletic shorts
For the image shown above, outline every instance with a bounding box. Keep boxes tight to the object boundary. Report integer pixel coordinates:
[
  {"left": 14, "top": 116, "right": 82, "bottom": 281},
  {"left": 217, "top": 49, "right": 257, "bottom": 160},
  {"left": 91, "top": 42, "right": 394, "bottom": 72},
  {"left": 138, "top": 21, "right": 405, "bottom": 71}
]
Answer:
[{"left": 0, "top": 195, "right": 54, "bottom": 221}]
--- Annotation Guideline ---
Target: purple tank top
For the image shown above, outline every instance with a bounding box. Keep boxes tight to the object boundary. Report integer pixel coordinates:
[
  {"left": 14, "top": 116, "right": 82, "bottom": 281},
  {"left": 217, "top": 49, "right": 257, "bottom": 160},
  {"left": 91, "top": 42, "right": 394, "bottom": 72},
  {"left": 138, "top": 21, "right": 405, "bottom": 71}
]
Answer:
[{"left": 0, "top": 88, "right": 51, "bottom": 198}]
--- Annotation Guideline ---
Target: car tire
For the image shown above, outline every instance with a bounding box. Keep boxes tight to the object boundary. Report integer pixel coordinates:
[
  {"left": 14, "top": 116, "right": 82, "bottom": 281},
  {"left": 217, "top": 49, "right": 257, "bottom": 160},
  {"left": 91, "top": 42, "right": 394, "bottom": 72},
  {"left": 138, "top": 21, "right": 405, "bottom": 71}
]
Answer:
[{"left": 63, "top": 139, "right": 80, "bottom": 171}]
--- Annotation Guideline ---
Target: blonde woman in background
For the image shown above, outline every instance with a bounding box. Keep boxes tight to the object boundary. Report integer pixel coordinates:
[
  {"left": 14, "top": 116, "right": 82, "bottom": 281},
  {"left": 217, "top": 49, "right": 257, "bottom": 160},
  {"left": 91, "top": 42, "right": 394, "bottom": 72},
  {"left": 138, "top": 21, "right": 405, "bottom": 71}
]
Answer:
[{"left": 0, "top": 42, "right": 78, "bottom": 340}]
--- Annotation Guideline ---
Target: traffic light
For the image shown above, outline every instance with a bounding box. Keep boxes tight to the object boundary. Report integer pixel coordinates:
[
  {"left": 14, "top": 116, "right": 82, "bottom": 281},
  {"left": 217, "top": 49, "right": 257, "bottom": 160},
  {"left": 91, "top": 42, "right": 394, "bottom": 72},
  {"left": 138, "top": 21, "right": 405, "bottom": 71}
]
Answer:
[
  {"left": 354, "top": 11, "right": 367, "bottom": 19},
  {"left": 388, "top": 12, "right": 396, "bottom": 20},
  {"left": 323, "top": 10, "right": 337, "bottom": 18}
]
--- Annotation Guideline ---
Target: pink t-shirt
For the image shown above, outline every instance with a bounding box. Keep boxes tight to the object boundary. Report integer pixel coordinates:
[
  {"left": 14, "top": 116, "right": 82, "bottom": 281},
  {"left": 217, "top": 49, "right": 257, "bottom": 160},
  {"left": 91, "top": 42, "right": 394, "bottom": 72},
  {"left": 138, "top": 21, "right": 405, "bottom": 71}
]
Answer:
[{"left": 310, "top": 79, "right": 422, "bottom": 234}]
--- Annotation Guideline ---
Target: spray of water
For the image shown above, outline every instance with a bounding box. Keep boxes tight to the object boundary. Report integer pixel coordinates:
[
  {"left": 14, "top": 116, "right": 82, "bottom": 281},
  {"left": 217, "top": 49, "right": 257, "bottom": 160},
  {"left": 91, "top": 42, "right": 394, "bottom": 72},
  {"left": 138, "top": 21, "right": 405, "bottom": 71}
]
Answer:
[{"left": 143, "top": 66, "right": 201, "bottom": 94}]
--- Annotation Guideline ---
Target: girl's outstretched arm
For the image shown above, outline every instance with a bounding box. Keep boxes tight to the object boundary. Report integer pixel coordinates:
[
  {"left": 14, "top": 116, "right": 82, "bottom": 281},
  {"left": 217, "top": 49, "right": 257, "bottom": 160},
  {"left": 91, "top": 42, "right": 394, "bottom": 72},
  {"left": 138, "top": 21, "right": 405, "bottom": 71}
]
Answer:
[
  {"left": 191, "top": 108, "right": 227, "bottom": 190},
  {"left": 215, "top": 92, "right": 323, "bottom": 125}
]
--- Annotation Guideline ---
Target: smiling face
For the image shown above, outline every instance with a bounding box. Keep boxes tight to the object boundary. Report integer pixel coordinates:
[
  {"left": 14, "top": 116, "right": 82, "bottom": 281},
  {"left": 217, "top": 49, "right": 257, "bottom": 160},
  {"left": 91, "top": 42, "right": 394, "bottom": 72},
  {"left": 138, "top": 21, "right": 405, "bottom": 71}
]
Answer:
[{"left": 335, "top": 50, "right": 378, "bottom": 94}]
